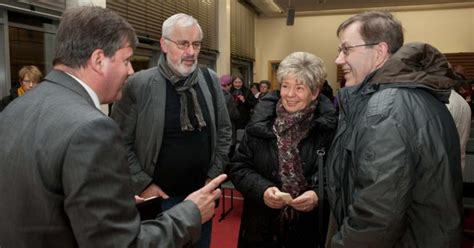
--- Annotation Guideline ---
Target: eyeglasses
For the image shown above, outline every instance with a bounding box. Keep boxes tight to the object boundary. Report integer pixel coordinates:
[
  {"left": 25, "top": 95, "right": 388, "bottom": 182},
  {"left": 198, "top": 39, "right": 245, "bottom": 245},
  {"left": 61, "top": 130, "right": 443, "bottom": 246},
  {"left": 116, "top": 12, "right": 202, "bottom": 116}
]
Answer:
[
  {"left": 164, "top": 37, "right": 202, "bottom": 50},
  {"left": 337, "top": 42, "right": 379, "bottom": 56}
]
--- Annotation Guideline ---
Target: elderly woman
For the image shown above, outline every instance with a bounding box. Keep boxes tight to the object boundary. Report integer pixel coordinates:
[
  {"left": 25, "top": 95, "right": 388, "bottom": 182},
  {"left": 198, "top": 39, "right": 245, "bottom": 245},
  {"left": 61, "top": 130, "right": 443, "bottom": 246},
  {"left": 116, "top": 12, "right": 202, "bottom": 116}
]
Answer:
[
  {"left": 0, "top": 65, "right": 43, "bottom": 111},
  {"left": 229, "top": 52, "right": 337, "bottom": 247}
]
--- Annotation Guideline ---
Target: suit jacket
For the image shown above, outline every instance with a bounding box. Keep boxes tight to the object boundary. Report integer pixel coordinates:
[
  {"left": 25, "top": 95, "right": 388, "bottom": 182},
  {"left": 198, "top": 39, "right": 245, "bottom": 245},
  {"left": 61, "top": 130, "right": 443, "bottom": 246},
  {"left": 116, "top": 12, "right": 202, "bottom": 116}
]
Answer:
[
  {"left": 0, "top": 69, "right": 201, "bottom": 247},
  {"left": 111, "top": 67, "right": 232, "bottom": 194}
]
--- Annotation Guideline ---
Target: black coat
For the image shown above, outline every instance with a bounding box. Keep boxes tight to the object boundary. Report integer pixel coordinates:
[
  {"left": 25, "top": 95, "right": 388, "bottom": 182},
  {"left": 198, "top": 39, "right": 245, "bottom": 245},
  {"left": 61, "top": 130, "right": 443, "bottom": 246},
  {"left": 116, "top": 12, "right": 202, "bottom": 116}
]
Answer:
[
  {"left": 0, "top": 85, "right": 20, "bottom": 111},
  {"left": 229, "top": 91, "right": 337, "bottom": 247},
  {"left": 230, "top": 86, "right": 258, "bottom": 129}
]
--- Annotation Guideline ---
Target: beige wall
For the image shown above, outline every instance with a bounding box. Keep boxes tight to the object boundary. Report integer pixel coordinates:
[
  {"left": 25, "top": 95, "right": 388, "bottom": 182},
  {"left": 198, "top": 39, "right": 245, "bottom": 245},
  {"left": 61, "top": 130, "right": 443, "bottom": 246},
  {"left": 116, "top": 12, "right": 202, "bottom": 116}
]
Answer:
[{"left": 255, "top": 7, "right": 474, "bottom": 90}]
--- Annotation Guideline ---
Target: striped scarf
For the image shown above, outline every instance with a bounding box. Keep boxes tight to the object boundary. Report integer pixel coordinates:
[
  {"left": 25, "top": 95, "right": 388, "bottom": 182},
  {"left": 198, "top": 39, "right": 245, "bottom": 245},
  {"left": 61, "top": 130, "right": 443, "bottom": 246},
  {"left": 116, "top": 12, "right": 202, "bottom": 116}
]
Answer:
[{"left": 158, "top": 54, "right": 206, "bottom": 131}]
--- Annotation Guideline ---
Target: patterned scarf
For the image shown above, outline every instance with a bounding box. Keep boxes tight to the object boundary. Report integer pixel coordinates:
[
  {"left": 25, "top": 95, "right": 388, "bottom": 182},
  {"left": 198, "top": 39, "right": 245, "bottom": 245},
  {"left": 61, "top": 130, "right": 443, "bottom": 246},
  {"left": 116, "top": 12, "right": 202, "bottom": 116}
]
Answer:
[
  {"left": 273, "top": 98, "right": 317, "bottom": 223},
  {"left": 158, "top": 54, "right": 206, "bottom": 131}
]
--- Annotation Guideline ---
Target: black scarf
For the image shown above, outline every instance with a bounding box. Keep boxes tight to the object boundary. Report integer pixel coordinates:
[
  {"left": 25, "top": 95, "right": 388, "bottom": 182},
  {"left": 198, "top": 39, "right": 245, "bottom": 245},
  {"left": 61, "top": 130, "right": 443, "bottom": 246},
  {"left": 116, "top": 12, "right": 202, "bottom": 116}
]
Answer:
[{"left": 158, "top": 54, "right": 206, "bottom": 131}]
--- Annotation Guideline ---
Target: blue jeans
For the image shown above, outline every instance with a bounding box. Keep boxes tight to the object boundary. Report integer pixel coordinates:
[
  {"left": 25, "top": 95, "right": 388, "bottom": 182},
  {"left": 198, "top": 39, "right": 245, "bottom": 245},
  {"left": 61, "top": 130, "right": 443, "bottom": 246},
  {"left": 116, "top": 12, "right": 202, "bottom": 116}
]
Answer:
[{"left": 161, "top": 196, "right": 212, "bottom": 248}]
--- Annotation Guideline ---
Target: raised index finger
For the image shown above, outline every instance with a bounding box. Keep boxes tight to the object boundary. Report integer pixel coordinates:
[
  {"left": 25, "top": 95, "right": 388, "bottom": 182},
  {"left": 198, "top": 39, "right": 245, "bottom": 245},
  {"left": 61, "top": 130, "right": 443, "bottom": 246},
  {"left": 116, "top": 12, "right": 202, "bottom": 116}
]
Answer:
[{"left": 201, "top": 174, "right": 227, "bottom": 193}]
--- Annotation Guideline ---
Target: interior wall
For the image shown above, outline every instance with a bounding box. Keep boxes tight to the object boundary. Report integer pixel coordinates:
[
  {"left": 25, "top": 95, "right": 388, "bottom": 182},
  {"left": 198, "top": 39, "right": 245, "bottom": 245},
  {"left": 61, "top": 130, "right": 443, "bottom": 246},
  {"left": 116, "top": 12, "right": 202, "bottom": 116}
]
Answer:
[{"left": 255, "top": 7, "right": 474, "bottom": 91}]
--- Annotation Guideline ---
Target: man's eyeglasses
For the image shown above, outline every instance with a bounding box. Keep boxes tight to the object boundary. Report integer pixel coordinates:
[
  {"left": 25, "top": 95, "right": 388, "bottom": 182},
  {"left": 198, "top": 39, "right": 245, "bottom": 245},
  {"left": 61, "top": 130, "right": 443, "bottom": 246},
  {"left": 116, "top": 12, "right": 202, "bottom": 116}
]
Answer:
[
  {"left": 337, "top": 42, "right": 379, "bottom": 56},
  {"left": 164, "top": 37, "right": 202, "bottom": 50}
]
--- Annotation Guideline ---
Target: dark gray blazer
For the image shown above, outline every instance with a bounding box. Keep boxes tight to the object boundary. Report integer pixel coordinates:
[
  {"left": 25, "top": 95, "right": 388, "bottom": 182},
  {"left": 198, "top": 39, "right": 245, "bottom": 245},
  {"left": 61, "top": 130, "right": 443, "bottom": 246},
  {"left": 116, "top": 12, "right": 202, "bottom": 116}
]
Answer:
[{"left": 0, "top": 69, "right": 201, "bottom": 247}]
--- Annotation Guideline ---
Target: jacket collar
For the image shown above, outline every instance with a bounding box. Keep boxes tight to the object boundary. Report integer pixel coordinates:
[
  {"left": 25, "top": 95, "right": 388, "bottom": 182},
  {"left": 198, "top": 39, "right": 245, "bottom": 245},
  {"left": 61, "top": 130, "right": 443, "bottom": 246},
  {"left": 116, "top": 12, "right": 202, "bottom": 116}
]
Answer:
[{"left": 43, "top": 69, "right": 96, "bottom": 107}]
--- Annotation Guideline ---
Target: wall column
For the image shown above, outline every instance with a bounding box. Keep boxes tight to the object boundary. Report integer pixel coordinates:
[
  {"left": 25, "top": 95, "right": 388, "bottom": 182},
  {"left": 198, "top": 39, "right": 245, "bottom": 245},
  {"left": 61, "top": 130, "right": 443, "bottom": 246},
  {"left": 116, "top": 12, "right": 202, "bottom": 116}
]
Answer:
[{"left": 216, "top": 0, "right": 231, "bottom": 76}]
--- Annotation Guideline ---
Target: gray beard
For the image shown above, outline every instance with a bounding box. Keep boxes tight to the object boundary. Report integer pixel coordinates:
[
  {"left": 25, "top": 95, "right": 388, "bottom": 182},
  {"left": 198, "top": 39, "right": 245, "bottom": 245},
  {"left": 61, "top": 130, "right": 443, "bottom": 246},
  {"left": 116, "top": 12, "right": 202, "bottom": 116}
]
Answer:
[{"left": 166, "top": 56, "right": 197, "bottom": 77}]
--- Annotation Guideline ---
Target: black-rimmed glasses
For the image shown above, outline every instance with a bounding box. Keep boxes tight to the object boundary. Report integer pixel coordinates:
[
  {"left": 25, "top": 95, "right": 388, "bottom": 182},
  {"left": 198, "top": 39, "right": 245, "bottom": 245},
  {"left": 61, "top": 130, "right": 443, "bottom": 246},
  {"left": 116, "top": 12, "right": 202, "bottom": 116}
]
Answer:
[
  {"left": 164, "top": 37, "right": 202, "bottom": 50},
  {"left": 338, "top": 42, "right": 379, "bottom": 56}
]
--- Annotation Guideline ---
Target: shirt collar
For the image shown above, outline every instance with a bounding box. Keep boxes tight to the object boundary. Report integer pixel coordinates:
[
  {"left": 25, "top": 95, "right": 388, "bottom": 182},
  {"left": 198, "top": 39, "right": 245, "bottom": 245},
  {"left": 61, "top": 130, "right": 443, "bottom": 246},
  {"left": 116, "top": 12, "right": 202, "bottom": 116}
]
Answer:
[{"left": 65, "top": 72, "right": 101, "bottom": 110}]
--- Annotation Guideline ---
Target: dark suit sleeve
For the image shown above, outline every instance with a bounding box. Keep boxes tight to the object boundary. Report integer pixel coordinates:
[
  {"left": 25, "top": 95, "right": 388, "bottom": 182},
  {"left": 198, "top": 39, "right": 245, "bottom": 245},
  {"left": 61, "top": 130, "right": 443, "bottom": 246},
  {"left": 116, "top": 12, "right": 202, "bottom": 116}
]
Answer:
[{"left": 62, "top": 117, "right": 201, "bottom": 247}]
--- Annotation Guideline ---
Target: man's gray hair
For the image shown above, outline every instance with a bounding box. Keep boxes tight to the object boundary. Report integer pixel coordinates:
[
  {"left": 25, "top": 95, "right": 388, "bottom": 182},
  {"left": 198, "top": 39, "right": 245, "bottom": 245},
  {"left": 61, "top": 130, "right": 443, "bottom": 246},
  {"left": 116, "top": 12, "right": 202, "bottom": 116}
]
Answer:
[
  {"left": 277, "top": 52, "right": 327, "bottom": 93},
  {"left": 162, "top": 13, "right": 203, "bottom": 40}
]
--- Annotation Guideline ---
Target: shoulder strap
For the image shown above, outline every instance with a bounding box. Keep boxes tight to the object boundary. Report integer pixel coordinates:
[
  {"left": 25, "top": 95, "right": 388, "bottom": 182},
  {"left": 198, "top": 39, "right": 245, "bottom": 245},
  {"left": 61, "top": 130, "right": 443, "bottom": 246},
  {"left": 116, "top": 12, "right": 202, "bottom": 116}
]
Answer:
[
  {"left": 201, "top": 67, "right": 217, "bottom": 123},
  {"left": 316, "top": 148, "right": 325, "bottom": 248}
]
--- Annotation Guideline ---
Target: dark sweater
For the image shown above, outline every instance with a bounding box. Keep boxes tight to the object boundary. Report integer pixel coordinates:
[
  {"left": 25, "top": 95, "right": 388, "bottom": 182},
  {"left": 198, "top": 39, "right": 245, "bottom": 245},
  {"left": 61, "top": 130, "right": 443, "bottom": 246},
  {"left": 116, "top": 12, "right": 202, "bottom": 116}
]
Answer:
[{"left": 153, "top": 79, "right": 211, "bottom": 196}]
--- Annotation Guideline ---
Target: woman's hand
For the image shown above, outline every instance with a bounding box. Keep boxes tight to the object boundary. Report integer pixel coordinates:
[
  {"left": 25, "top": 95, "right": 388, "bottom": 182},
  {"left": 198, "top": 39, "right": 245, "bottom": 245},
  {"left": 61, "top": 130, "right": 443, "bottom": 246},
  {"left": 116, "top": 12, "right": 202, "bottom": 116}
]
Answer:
[
  {"left": 237, "top": 95, "right": 245, "bottom": 103},
  {"left": 263, "top": 187, "right": 288, "bottom": 209},
  {"left": 289, "top": 190, "right": 318, "bottom": 212}
]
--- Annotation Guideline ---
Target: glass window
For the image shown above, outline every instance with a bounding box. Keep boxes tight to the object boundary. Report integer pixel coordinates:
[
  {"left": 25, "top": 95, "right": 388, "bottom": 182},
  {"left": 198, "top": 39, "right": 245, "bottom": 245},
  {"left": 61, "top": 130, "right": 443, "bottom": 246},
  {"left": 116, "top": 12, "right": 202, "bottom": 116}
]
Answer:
[{"left": 8, "top": 11, "right": 58, "bottom": 86}]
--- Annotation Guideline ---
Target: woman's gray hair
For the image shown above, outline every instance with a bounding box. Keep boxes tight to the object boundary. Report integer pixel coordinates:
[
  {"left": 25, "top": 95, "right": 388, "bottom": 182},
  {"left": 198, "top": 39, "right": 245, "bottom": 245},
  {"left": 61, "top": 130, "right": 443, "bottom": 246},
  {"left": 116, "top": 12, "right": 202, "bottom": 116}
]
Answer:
[
  {"left": 162, "top": 13, "right": 203, "bottom": 40},
  {"left": 277, "top": 52, "right": 327, "bottom": 93}
]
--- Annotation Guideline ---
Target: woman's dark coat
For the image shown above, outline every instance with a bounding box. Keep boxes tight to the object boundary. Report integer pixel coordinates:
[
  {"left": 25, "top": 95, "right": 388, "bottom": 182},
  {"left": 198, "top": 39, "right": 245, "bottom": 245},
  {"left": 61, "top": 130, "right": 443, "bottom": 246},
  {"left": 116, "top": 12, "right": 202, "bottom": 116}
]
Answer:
[{"left": 229, "top": 91, "right": 337, "bottom": 247}]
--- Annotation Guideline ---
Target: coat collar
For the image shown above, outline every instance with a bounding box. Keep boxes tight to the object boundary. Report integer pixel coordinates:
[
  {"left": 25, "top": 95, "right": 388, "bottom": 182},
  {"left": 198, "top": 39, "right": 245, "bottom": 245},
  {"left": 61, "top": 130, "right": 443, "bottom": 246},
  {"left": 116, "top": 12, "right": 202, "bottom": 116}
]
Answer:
[
  {"left": 368, "top": 42, "right": 456, "bottom": 103},
  {"left": 43, "top": 69, "right": 96, "bottom": 107}
]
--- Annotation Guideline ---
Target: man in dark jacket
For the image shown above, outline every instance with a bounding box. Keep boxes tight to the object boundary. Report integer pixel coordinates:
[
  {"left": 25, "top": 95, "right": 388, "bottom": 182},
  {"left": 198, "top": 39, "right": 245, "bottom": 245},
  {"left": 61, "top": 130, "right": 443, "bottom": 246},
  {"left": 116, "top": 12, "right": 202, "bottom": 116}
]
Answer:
[{"left": 326, "top": 11, "right": 463, "bottom": 247}]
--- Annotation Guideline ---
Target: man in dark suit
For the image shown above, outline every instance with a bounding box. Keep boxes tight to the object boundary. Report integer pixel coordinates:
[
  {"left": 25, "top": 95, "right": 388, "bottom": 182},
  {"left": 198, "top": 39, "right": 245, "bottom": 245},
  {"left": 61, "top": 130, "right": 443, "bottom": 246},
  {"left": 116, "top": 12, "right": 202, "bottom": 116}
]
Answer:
[{"left": 0, "top": 6, "right": 225, "bottom": 248}]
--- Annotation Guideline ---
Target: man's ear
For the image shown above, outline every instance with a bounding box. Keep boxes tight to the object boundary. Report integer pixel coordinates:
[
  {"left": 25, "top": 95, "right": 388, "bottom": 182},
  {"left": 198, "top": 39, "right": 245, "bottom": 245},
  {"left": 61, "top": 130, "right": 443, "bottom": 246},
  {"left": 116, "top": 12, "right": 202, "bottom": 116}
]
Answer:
[
  {"left": 376, "top": 42, "right": 390, "bottom": 59},
  {"left": 160, "top": 37, "right": 168, "bottom": 53},
  {"left": 374, "top": 42, "right": 390, "bottom": 67},
  {"left": 89, "top": 49, "right": 106, "bottom": 73}
]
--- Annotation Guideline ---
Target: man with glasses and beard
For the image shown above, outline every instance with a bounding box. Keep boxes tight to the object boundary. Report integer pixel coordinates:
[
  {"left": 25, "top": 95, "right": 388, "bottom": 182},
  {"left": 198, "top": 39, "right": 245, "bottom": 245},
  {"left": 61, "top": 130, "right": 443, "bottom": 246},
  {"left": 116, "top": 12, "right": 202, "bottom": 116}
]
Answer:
[
  {"left": 111, "top": 13, "right": 231, "bottom": 248},
  {"left": 326, "top": 11, "right": 462, "bottom": 247}
]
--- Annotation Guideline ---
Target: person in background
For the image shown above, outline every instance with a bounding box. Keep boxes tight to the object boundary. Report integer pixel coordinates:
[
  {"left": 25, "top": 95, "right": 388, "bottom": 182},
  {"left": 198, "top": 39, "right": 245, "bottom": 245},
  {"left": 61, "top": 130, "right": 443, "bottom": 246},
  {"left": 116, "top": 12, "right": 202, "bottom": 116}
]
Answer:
[
  {"left": 220, "top": 75, "right": 240, "bottom": 122},
  {"left": 446, "top": 88, "right": 471, "bottom": 172},
  {"left": 230, "top": 75, "right": 258, "bottom": 130},
  {"left": 229, "top": 51, "right": 337, "bottom": 247},
  {"left": 453, "top": 64, "right": 467, "bottom": 81},
  {"left": 326, "top": 11, "right": 462, "bottom": 247},
  {"left": 220, "top": 74, "right": 240, "bottom": 159},
  {"left": 250, "top": 82, "right": 260, "bottom": 98},
  {"left": 320, "top": 80, "right": 335, "bottom": 103},
  {"left": 111, "top": 13, "right": 231, "bottom": 248},
  {"left": 0, "top": 6, "right": 226, "bottom": 247},
  {"left": 452, "top": 65, "right": 473, "bottom": 115},
  {"left": 258, "top": 80, "right": 271, "bottom": 100},
  {"left": 0, "top": 65, "right": 42, "bottom": 111}
]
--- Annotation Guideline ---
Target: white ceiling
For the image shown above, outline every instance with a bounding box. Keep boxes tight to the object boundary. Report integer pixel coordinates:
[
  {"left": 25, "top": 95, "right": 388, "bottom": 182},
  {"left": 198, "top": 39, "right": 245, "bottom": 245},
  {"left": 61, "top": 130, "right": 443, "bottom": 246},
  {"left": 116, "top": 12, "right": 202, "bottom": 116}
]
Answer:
[{"left": 244, "top": 0, "right": 474, "bottom": 17}]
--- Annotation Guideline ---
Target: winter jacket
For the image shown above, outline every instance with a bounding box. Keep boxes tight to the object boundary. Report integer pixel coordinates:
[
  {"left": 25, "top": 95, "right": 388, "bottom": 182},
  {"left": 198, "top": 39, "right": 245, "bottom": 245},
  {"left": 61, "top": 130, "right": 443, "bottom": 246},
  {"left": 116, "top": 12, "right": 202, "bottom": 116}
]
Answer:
[
  {"left": 230, "top": 86, "right": 258, "bottom": 129},
  {"left": 326, "top": 42, "right": 463, "bottom": 247},
  {"left": 229, "top": 91, "right": 337, "bottom": 247}
]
